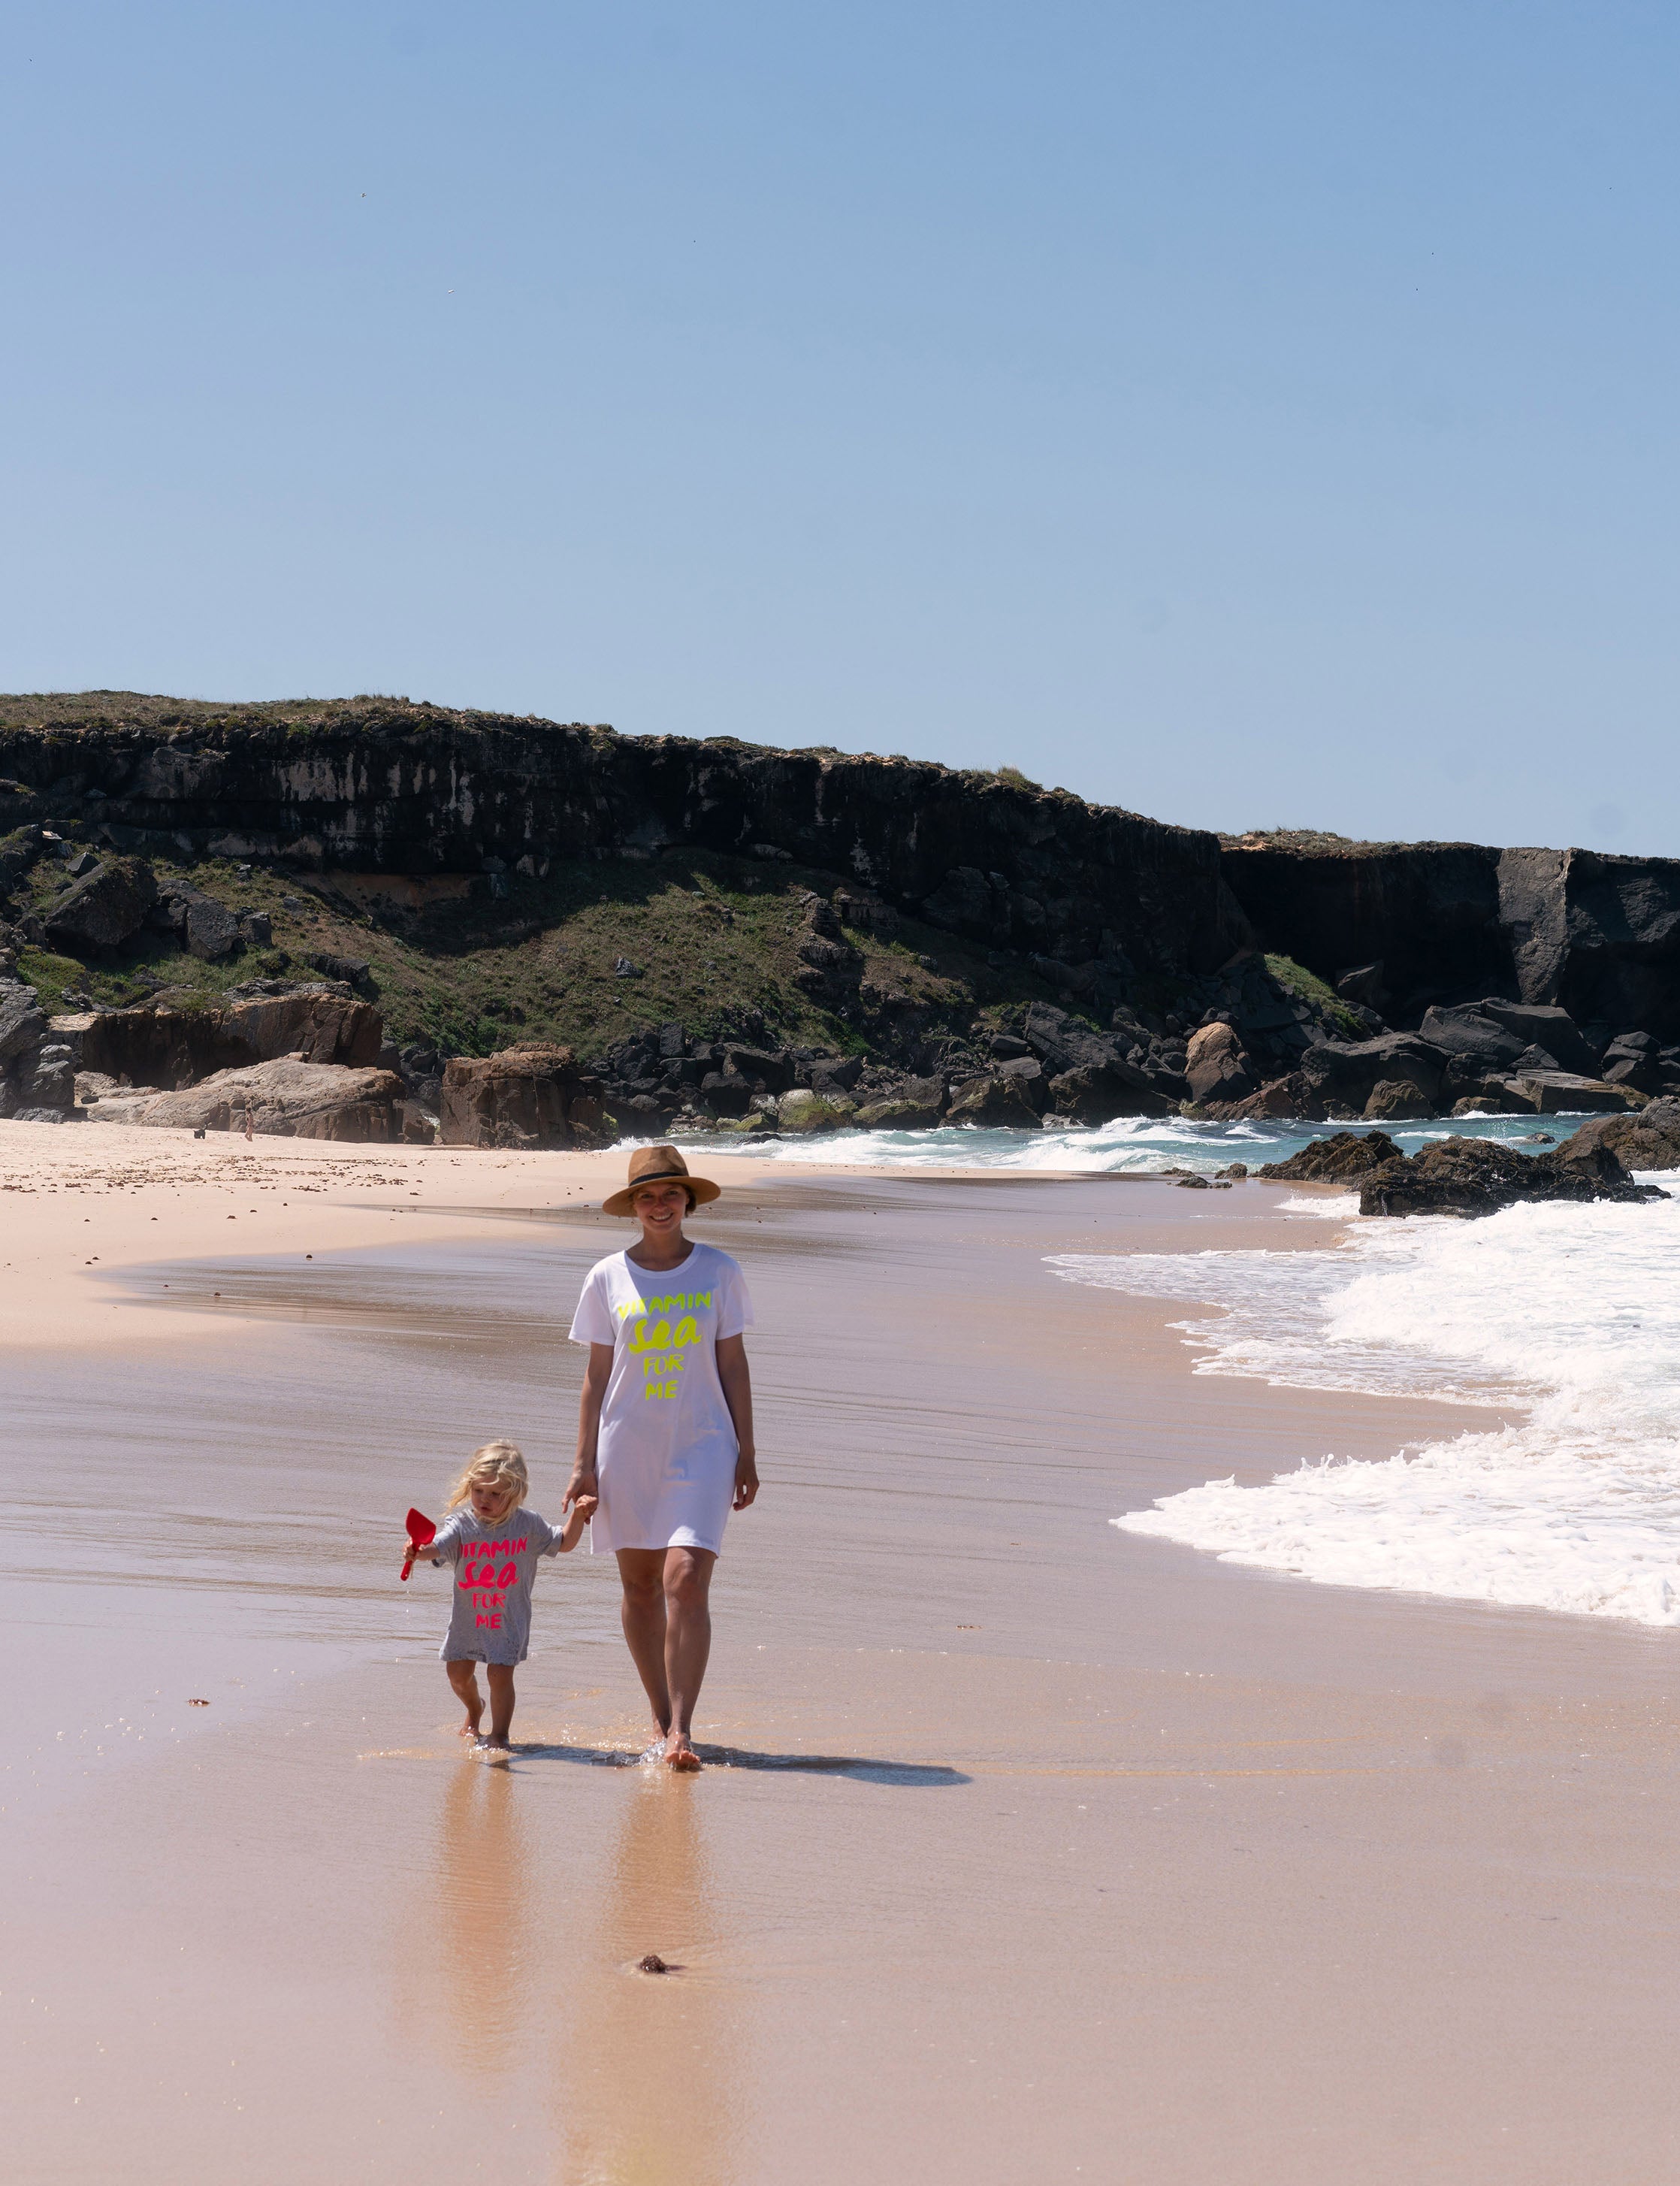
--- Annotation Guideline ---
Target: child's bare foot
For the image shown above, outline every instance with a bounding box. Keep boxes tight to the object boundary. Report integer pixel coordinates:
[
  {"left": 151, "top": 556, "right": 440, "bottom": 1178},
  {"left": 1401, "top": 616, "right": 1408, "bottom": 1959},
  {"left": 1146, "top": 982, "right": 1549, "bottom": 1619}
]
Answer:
[{"left": 664, "top": 1729, "right": 702, "bottom": 1771}]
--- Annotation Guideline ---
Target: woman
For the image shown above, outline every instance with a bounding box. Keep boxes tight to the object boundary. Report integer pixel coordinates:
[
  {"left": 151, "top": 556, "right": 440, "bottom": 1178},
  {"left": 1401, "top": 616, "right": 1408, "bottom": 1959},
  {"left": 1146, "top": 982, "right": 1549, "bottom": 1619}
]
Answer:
[{"left": 565, "top": 1145, "right": 758, "bottom": 1770}]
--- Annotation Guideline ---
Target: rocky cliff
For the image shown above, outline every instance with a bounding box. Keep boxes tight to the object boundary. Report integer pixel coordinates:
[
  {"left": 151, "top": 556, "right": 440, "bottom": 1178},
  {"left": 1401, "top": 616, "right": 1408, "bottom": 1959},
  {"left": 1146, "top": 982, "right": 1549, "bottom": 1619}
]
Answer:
[
  {"left": 2, "top": 693, "right": 1677, "bottom": 1143},
  {"left": 0, "top": 694, "right": 1251, "bottom": 990},
  {"left": 1222, "top": 831, "right": 1680, "bottom": 1041}
]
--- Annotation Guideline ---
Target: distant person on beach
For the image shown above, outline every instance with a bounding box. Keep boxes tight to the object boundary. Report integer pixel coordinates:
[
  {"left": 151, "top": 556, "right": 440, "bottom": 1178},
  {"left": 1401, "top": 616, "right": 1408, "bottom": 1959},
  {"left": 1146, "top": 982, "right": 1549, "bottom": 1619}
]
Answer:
[
  {"left": 564, "top": 1145, "right": 759, "bottom": 1771},
  {"left": 407, "top": 1440, "right": 595, "bottom": 1750}
]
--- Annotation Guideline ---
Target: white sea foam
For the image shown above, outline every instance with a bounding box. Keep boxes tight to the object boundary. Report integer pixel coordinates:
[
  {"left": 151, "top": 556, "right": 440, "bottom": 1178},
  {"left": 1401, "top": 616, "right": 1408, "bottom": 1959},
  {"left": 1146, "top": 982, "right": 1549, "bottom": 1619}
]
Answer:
[{"left": 1049, "top": 1189, "right": 1680, "bottom": 1626}]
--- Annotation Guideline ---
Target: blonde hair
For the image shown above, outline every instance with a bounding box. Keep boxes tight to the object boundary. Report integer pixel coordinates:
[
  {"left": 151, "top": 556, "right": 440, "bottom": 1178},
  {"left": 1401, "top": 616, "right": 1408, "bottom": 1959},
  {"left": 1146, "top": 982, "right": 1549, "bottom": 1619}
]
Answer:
[{"left": 445, "top": 1439, "right": 530, "bottom": 1513}]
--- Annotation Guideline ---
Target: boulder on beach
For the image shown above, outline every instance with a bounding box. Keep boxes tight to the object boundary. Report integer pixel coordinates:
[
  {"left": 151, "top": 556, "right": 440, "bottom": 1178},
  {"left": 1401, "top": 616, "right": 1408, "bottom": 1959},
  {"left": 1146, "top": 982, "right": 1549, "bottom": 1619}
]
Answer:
[
  {"left": 1298, "top": 1034, "right": 1446, "bottom": 1114},
  {"left": 1047, "top": 1060, "right": 1173, "bottom": 1123},
  {"left": 1357, "top": 1134, "right": 1661, "bottom": 1218},
  {"left": 75, "top": 992, "right": 385, "bottom": 1090},
  {"left": 1554, "top": 1098, "right": 1680, "bottom": 1173},
  {"left": 84, "top": 1058, "right": 406, "bottom": 1141},
  {"left": 440, "top": 1044, "right": 606, "bottom": 1149},
  {"left": 1184, "top": 1021, "right": 1257, "bottom": 1106},
  {"left": 945, "top": 1073, "right": 1044, "bottom": 1128},
  {"left": 778, "top": 1088, "right": 857, "bottom": 1133},
  {"left": 1257, "top": 1130, "right": 1401, "bottom": 1184},
  {"left": 853, "top": 1095, "right": 942, "bottom": 1129},
  {"left": 1500, "top": 1071, "right": 1636, "bottom": 1115},
  {"left": 1364, "top": 1079, "right": 1434, "bottom": 1121}
]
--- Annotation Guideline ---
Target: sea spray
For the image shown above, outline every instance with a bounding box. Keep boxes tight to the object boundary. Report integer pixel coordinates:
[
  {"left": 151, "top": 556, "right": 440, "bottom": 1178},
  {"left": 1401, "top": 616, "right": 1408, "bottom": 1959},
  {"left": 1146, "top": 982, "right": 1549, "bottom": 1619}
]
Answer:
[{"left": 1049, "top": 1191, "right": 1680, "bottom": 1627}]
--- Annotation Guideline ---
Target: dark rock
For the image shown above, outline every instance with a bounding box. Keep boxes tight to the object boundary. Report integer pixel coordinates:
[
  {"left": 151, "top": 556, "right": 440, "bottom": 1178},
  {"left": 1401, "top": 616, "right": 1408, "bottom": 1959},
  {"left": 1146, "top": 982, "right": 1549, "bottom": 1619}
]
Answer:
[
  {"left": 853, "top": 1096, "right": 942, "bottom": 1129},
  {"left": 922, "top": 866, "right": 996, "bottom": 937},
  {"left": 1258, "top": 1131, "right": 1401, "bottom": 1184},
  {"left": 440, "top": 1045, "right": 606, "bottom": 1148},
  {"left": 240, "top": 912, "right": 273, "bottom": 947},
  {"left": 307, "top": 949, "right": 371, "bottom": 989},
  {"left": 723, "top": 1046, "right": 794, "bottom": 1093},
  {"left": 1335, "top": 962, "right": 1388, "bottom": 1009},
  {"left": 1227, "top": 1072, "right": 1327, "bottom": 1121},
  {"left": 1553, "top": 1099, "right": 1680, "bottom": 1174},
  {"left": 0, "top": 981, "right": 47, "bottom": 1063},
  {"left": 77, "top": 993, "right": 382, "bottom": 1087},
  {"left": 42, "top": 855, "right": 159, "bottom": 952},
  {"left": 946, "top": 1073, "right": 1044, "bottom": 1127},
  {"left": 1364, "top": 1079, "right": 1434, "bottom": 1121},
  {"left": 1502, "top": 1072, "right": 1636, "bottom": 1115},
  {"left": 1357, "top": 1134, "right": 1662, "bottom": 1218},
  {"left": 808, "top": 1055, "right": 864, "bottom": 1098},
  {"left": 1047, "top": 1060, "right": 1174, "bottom": 1123},
  {"left": 171, "top": 885, "right": 240, "bottom": 962},
  {"left": 996, "top": 1055, "right": 1049, "bottom": 1111},
  {"left": 1473, "top": 1001, "right": 1594, "bottom": 1075},
  {"left": 699, "top": 1072, "right": 753, "bottom": 1117},
  {"left": 22, "top": 1043, "right": 75, "bottom": 1111},
  {"left": 1298, "top": 1035, "right": 1446, "bottom": 1112},
  {"left": 1418, "top": 1005, "right": 1527, "bottom": 1074},
  {"left": 989, "top": 1033, "right": 1032, "bottom": 1060}
]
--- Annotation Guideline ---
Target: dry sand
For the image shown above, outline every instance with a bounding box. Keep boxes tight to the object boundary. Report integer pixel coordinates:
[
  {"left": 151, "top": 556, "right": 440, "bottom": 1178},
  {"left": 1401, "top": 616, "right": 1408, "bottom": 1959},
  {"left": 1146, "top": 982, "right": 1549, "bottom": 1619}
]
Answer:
[{"left": 5, "top": 1119, "right": 1680, "bottom": 2183}]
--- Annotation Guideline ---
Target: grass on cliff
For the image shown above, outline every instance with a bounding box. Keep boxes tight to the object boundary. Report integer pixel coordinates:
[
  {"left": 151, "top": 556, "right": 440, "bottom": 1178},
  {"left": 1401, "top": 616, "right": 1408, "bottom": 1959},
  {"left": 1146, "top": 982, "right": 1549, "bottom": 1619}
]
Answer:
[
  {"left": 1263, "top": 953, "right": 1364, "bottom": 1040},
  {"left": 16, "top": 845, "right": 1104, "bottom": 1058}
]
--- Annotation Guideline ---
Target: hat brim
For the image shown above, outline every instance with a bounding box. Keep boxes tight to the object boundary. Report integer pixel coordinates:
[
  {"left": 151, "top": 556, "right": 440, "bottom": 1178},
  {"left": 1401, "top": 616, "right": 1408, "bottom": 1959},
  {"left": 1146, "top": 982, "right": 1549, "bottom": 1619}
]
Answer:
[{"left": 603, "top": 1172, "right": 722, "bottom": 1218}]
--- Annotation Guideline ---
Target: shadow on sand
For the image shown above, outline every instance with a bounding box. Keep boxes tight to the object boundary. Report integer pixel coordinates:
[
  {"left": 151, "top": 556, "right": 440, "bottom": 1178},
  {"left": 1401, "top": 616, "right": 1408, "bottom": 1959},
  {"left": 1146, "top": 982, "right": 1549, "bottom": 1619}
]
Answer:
[{"left": 508, "top": 1740, "right": 970, "bottom": 1787}]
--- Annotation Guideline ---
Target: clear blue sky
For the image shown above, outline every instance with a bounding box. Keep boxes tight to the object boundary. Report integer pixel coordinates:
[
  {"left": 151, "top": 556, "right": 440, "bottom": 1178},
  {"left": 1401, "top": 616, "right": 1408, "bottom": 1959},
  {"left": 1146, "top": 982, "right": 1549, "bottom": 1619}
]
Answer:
[{"left": 3, "top": 3, "right": 1676, "bottom": 851}]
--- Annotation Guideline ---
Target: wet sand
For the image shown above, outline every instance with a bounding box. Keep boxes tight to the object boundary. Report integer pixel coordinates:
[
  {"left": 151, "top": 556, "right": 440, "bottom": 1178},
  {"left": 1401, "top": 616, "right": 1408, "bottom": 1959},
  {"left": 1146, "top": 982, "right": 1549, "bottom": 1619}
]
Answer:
[{"left": 6, "top": 1125, "right": 1680, "bottom": 2182}]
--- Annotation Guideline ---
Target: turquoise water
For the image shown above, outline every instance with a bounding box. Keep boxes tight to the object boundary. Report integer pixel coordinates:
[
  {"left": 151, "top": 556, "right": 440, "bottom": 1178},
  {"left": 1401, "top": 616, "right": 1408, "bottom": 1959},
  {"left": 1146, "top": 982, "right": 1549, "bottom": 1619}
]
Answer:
[{"left": 681, "top": 1109, "right": 1569, "bottom": 1176}]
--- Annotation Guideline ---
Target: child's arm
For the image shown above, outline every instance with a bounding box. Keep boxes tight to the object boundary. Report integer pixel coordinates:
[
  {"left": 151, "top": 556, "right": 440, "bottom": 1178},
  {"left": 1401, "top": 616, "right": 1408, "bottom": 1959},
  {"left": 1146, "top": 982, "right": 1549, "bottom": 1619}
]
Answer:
[{"left": 554, "top": 1494, "right": 598, "bottom": 1553}]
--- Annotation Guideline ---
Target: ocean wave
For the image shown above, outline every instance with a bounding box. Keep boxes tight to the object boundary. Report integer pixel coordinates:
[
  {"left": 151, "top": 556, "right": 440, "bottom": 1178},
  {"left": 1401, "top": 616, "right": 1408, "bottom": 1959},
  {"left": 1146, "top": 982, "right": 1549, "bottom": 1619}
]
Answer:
[
  {"left": 689, "top": 1111, "right": 1559, "bottom": 1176},
  {"left": 1049, "top": 1193, "right": 1680, "bottom": 1626}
]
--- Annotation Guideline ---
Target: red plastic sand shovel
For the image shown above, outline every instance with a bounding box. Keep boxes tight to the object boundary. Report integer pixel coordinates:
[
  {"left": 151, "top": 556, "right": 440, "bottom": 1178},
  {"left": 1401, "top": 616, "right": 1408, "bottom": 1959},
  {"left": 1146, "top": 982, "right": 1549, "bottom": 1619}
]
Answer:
[{"left": 401, "top": 1507, "right": 437, "bottom": 1581}]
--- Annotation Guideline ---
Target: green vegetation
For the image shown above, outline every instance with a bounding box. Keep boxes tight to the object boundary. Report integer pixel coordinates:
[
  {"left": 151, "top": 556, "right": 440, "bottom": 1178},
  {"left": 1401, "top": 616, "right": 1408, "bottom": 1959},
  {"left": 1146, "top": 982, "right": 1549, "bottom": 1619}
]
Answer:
[
  {"left": 1264, "top": 952, "right": 1364, "bottom": 1039},
  {"left": 13, "top": 843, "right": 1117, "bottom": 1059}
]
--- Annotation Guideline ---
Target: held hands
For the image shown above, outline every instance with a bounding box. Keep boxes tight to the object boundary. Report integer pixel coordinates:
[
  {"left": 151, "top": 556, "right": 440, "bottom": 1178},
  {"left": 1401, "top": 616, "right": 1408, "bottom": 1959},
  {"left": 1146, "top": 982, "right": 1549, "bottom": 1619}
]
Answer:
[
  {"left": 733, "top": 1452, "right": 760, "bottom": 1511},
  {"left": 562, "top": 1471, "right": 597, "bottom": 1514}
]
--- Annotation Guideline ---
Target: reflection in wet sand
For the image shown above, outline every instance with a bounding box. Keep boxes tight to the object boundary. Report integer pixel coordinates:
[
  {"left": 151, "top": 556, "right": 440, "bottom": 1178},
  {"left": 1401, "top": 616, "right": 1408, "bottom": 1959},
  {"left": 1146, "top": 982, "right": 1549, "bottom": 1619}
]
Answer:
[
  {"left": 394, "top": 1755, "right": 540, "bottom": 2080},
  {"left": 557, "top": 1771, "right": 742, "bottom": 2186}
]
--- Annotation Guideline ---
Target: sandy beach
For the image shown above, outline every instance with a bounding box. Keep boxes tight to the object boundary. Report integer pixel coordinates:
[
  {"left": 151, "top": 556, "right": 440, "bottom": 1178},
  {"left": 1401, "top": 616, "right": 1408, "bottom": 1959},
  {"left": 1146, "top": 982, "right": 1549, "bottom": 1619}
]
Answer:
[{"left": 7, "top": 1118, "right": 1680, "bottom": 2184}]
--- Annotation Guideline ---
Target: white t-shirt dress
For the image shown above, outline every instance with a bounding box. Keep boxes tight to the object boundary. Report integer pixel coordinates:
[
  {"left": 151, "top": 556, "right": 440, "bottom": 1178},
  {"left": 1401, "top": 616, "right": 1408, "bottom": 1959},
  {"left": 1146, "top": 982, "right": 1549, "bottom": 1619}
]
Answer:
[{"left": 568, "top": 1241, "right": 754, "bottom": 1556}]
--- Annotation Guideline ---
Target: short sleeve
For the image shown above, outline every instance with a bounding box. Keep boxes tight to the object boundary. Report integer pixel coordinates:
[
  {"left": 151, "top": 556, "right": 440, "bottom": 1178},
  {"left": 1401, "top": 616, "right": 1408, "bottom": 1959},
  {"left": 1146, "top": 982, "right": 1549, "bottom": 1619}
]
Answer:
[
  {"left": 527, "top": 1511, "right": 564, "bottom": 1559},
  {"left": 427, "top": 1512, "right": 466, "bottom": 1566},
  {"left": 716, "top": 1256, "right": 754, "bottom": 1340},
  {"left": 569, "top": 1265, "right": 618, "bottom": 1347}
]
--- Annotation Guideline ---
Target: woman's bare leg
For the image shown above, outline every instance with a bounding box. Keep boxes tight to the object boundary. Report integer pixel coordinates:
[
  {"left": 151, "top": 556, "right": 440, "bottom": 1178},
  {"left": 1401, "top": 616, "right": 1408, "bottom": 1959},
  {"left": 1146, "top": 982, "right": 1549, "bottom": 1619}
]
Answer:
[
  {"left": 662, "top": 1547, "right": 715, "bottom": 1769},
  {"left": 616, "top": 1550, "right": 672, "bottom": 1744}
]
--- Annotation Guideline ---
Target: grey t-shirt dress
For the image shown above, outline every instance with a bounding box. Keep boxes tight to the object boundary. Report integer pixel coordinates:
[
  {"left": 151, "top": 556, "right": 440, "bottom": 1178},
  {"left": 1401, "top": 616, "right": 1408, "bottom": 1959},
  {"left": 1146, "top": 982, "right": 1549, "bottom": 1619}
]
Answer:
[{"left": 425, "top": 1506, "right": 569, "bottom": 1665}]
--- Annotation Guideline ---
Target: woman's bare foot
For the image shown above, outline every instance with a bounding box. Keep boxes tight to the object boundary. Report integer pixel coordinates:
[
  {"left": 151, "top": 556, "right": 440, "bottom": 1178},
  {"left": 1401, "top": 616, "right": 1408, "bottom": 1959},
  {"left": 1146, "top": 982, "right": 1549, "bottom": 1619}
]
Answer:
[
  {"left": 664, "top": 1729, "right": 702, "bottom": 1771},
  {"left": 458, "top": 1714, "right": 482, "bottom": 1739}
]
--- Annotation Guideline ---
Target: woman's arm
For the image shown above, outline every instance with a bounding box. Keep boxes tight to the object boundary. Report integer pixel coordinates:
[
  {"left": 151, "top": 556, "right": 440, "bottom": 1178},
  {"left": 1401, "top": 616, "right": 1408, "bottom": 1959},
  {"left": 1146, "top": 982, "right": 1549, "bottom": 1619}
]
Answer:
[
  {"left": 565, "top": 1344, "right": 614, "bottom": 1509},
  {"left": 716, "top": 1333, "right": 758, "bottom": 1510}
]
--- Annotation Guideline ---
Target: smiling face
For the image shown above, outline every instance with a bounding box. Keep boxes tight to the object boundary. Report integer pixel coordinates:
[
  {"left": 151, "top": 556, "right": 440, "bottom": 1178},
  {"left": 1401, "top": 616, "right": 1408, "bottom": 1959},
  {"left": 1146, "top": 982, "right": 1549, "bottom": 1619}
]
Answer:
[{"left": 630, "top": 1177, "right": 693, "bottom": 1244}]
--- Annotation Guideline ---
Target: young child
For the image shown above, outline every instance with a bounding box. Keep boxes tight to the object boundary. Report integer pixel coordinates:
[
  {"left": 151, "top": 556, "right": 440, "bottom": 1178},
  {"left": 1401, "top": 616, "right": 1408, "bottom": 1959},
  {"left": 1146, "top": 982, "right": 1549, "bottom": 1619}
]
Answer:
[{"left": 405, "top": 1439, "right": 596, "bottom": 1750}]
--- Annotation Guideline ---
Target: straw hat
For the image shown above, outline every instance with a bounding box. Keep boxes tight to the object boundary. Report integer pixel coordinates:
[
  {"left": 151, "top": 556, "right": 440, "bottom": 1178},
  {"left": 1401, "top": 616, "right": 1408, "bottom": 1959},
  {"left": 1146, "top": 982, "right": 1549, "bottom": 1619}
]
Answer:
[{"left": 603, "top": 1144, "right": 722, "bottom": 1218}]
